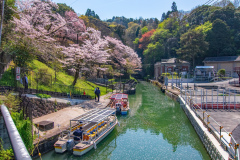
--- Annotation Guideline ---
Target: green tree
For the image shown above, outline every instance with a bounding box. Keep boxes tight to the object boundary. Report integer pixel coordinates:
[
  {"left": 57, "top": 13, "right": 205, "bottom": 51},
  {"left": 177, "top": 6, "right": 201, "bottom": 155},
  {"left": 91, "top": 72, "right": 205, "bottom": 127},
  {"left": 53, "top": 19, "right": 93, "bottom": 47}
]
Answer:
[
  {"left": 177, "top": 29, "right": 208, "bottom": 68},
  {"left": 56, "top": 3, "right": 75, "bottom": 17},
  {"left": 171, "top": 2, "right": 178, "bottom": 12},
  {"left": 141, "top": 26, "right": 148, "bottom": 34},
  {"left": 207, "top": 19, "right": 233, "bottom": 57},
  {"left": 217, "top": 69, "right": 225, "bottom": 77}
]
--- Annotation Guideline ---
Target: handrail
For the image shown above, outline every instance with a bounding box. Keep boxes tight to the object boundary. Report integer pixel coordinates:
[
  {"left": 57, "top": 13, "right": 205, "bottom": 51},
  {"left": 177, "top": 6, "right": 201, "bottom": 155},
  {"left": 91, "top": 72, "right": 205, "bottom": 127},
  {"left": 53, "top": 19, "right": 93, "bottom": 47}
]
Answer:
[
  {"left": 1, "top": 104, "right": 32, "bottom": 160},
  {"left": 180, "top": 90, "right": 239, "bottom": 160}
]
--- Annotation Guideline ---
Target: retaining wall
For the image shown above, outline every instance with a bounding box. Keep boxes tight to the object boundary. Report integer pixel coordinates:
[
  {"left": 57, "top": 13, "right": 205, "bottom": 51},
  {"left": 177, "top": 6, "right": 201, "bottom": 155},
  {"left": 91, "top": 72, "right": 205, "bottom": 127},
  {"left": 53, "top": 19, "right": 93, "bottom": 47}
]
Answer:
[
  {"left": 21, "top": 96, "right": 71, "bottom": 118},
  {"left": 0, "top": 112, "right": 12, "bottom": 150},
  {"left": 179, "top": 96, "right": 228, "bottom": 160}
]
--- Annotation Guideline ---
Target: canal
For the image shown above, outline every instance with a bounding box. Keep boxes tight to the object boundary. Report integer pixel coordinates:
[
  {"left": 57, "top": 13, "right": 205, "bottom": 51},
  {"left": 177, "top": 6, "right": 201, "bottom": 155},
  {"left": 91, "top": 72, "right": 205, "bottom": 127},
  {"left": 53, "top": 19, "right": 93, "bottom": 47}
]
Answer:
[{"left": 37, "top": 81, "right": 210, "bottom": 160}]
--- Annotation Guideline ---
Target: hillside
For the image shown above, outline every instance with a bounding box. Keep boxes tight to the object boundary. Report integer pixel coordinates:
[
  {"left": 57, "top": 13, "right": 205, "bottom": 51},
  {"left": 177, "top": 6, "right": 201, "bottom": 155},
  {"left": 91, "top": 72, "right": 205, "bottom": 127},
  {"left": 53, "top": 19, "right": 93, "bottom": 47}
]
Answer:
[{"left": 0, "top": 60, "right": 109, "bottom": 98}]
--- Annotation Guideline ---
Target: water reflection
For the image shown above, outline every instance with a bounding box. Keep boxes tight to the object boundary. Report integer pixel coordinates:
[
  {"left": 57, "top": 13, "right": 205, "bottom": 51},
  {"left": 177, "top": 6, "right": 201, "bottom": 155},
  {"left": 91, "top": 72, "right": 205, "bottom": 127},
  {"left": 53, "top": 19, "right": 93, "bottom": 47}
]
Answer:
[{"left": 37, "top": 81, "right": 210, "bottom": 160}]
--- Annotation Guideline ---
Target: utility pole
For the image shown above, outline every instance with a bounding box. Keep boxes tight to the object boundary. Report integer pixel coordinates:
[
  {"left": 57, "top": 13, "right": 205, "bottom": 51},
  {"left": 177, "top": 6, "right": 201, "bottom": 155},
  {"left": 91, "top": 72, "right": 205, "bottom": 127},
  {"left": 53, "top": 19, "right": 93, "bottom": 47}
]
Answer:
[{"left": 0, "top": 0, "right": 5, "bottom": 46}]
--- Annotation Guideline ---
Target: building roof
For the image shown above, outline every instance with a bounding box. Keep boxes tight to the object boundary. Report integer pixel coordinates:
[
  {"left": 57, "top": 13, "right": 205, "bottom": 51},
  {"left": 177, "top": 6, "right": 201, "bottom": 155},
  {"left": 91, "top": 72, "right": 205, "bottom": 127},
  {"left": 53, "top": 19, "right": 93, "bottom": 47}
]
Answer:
[
  {"left": 196, "top": 66, "right": 214, "bottom": 69},
  {"left": 154, "top": 58, "right": 189, "bottom": 65},
  {"left": 203, "top": 56, "right": 240, "bottom": 62}
]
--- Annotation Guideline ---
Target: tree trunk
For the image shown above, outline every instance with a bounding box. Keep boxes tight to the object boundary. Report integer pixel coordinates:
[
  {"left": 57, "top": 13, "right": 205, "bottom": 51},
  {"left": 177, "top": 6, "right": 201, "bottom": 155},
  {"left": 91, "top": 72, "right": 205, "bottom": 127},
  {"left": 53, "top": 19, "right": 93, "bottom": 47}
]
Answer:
[{"left": 72, "top": 67, "right": 80, "bottom": 86}]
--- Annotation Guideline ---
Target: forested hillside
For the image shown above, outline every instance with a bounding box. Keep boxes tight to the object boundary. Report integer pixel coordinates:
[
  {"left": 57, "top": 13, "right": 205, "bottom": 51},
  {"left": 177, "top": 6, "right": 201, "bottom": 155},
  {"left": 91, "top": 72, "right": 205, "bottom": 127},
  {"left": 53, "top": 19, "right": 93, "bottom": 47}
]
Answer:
[
  {"left": 104, "top": 0, "right": 240, "bottom": 77},
  {"left": 1, "top": 0, "right": 240, "bottom": 79}
]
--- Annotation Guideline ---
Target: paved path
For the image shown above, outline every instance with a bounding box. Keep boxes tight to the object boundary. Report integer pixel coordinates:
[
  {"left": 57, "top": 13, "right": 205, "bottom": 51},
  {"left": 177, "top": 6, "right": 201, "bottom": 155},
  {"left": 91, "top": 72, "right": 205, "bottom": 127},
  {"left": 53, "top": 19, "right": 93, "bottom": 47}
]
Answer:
[{"left": 32, "top": 92, "right": 113, "bottom": 143}]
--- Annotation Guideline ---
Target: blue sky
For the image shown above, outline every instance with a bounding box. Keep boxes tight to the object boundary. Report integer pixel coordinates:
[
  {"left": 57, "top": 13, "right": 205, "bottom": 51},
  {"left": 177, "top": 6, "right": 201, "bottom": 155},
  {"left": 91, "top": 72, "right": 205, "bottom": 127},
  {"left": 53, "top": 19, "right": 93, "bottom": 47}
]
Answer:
[{"left": 52, "top": 0, "right": 208, "bottom": 20}]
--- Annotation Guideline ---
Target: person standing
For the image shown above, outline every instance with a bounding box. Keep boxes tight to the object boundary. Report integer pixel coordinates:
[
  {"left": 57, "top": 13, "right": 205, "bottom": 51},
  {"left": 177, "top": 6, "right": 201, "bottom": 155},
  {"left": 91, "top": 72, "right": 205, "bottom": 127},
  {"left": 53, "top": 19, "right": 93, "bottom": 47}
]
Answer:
[
  {"left": 96, "top": 87, "right": 100, "bottom": 102},
  {"left": 22, "top": 74, "right": 28, "bottom": 89},
  {"left": 94, "top": 87, "right": 97, "bottom": 101}
]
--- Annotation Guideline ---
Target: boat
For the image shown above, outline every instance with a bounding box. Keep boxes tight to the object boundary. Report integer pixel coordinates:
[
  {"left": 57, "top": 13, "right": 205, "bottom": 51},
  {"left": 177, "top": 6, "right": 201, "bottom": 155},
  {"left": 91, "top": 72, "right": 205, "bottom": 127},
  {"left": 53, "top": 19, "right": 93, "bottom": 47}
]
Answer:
[
  {"left": 110, "top": 93, "right": 129, "bottom": 115},
  {"left": 54, "top": 108, "right": 117, "bottom": 156}
]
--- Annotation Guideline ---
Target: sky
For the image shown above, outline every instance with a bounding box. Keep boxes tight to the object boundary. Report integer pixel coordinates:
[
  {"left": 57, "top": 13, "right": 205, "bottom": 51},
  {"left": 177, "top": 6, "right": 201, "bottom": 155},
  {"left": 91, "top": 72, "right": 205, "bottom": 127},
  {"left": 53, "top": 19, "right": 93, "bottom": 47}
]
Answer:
[{"left": 51, "top": 0, "right": 209, "bottom": 20}]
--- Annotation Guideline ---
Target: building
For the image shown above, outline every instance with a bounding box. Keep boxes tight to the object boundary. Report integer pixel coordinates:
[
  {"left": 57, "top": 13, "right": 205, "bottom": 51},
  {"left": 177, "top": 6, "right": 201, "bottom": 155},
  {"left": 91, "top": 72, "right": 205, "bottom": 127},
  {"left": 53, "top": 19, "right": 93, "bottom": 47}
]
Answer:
[
  {"left": 203, "top": 56, "right": 240, "bottom": 77},
  {"left": 154, "top": 58, "right": 190, "bottom": 79}
]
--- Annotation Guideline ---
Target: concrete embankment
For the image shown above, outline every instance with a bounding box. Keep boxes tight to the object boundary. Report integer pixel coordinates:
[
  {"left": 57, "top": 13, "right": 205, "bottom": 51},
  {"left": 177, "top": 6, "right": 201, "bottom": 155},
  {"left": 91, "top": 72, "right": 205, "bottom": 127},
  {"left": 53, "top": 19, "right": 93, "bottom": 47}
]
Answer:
[{"left": 150, "top": 80, "right": 230, "bottom": 159}]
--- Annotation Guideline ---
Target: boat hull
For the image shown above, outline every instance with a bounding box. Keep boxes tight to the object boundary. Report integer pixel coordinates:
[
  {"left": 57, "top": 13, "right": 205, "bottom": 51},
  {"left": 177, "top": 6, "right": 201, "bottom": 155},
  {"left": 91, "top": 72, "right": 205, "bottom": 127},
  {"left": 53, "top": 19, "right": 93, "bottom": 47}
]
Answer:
[
  {"left": 121, "top": 110, "right": 128, "bottom": 115},
  {"left": 54, "top": 143, "right": 67, "bottom": 153},
  {"left": 73, "top": 120, "right": 117, "bottom": 156}
]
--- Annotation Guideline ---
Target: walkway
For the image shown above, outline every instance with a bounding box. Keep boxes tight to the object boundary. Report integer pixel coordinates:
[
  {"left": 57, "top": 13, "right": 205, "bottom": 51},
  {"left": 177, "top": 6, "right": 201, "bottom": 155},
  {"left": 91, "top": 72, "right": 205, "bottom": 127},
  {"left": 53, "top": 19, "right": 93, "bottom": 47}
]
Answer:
[{"left": 32, "top": 92, "right": 113, "bottom": 143}]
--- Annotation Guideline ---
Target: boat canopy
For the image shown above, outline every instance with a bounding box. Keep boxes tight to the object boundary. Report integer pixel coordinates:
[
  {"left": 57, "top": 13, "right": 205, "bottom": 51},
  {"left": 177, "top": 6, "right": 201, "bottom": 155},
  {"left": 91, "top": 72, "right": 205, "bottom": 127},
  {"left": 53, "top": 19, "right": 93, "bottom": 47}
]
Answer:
[
  {"left": 110, "top": 93, "right": 128, "bottom": 100},
  {"left": 70, "top": 108, "right": 115, "bottom": 123}
]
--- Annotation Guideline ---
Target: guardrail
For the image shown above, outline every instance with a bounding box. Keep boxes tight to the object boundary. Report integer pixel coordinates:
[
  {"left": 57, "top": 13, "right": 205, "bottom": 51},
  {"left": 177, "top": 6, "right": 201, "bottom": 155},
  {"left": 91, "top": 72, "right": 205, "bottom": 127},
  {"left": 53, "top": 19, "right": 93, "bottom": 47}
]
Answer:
[
  {"left": 1, "top": 104, "right": 32, "bottom": 160},
  {"left": 180, "top": 89, "right": 239, "bottom": 160}
]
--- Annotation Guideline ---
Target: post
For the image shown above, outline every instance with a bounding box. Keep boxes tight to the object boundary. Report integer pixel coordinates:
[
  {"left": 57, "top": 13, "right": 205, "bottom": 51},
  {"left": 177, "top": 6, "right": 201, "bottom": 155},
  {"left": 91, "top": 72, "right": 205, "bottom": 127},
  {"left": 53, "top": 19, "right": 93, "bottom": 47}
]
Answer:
[
  {"left": 187, "top": 72, "right": 189, "bottom": 89},
  {"left": 223, "top": 89, "right": 225, "bottom": 109},
  {"left": 212, "top": 89, "right": 213, "bottom": 109},
  {"left": 201, "top": 89, "right": 203, "bottom": 109},
  {"left": 217, "top": 88, "right": 219, "bottom": 109},
  {"left": 206, "top": 89, "right": 208, "bottom": 109},
  {"left": 172, "top": 73, "right": 173, "bottom": 89},
  {"left": 228, "top": 88, "right": 230, "bottom": 110},
  {"left": 220, "top": 126, "right": 223, "bottom": 142},
  {"left": 0, "top": 0, "right": 5, "bottom": 46},
  {"left": 234, "top": 90, "right": 236, "bottom": 109}
]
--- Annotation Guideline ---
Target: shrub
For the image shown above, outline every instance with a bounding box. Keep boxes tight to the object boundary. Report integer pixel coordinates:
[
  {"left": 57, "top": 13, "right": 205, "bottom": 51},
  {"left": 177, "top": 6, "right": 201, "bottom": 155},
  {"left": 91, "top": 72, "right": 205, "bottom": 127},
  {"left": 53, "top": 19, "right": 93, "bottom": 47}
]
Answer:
[
  {"left": 37, "top": 68, "right": 51, "bottom": 86},
  {"left": 36, "top": 93, "right": 51, "bottom": 99},
  {"left": 11, "top": 111, "right": 33, "bottom": 152},
  {"left": 217, "top": 69, "right": 225, "bottom": 77},
  {"left": 0, "top": 139, "right": 14, "bottom": 160}
]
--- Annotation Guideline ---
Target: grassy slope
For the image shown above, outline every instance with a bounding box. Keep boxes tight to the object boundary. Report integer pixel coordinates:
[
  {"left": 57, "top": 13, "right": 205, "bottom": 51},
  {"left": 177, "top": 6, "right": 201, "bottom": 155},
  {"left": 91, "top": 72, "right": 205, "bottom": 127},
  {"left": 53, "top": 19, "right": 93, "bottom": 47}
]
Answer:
[{"left": 0, "top": 60, "right": 108, "bottom": 98}]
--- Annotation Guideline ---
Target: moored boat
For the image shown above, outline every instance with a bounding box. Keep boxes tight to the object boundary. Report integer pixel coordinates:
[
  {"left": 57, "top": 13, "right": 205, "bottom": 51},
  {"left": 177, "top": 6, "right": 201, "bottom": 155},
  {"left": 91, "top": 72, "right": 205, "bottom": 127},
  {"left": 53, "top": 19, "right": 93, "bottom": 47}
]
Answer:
[
  {"left": 73, "top": 108, "right": 117, "bottom": 156},
  {"left": 110, "top": 93, "right": 129, "bottom": 115},
  {"left": 54, "top": 108, "right": 117, "bottom": 156}
]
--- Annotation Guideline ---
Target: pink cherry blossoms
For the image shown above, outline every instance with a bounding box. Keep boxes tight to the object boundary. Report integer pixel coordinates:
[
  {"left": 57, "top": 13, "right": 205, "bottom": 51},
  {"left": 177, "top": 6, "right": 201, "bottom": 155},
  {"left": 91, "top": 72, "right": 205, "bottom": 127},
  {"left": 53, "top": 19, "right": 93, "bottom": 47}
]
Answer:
[{"left": 11, "top": 0, "right": 141, "bottom": 80}]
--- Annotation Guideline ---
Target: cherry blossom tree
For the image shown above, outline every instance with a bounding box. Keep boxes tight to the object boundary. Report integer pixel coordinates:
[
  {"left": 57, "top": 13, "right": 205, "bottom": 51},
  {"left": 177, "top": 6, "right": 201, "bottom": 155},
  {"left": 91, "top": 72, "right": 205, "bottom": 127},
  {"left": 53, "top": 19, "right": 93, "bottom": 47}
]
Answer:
[
  {"left": 60, "top": 28, "right": 110, "bottom": 85},
  {"left": 105, "top": 36, "right": 142, "bottom": 76}
]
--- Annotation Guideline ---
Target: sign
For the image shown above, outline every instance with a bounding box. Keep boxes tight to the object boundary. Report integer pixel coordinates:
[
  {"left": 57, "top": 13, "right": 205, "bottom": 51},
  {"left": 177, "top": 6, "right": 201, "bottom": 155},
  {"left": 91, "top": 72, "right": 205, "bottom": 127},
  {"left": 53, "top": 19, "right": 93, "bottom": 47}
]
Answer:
[
  {"left": 16, "top": 67, "right": 20, "bottom": 74},
  {"left": 16, "top": 74, "right": 21, "bottom": 81}
]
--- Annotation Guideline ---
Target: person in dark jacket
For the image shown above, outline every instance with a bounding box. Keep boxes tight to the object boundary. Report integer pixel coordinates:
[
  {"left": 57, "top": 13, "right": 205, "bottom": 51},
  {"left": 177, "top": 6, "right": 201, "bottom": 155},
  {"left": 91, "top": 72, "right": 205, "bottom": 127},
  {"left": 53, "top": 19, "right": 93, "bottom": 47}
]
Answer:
[
  {"left": 96, "top": 87, "right": 100, "bottom": 102},
  {"left": 22, "top": 74, "right": 28, "bottom": 89},
  {"left": 73, "top": 127, "right": 83, "bottom": 144}
]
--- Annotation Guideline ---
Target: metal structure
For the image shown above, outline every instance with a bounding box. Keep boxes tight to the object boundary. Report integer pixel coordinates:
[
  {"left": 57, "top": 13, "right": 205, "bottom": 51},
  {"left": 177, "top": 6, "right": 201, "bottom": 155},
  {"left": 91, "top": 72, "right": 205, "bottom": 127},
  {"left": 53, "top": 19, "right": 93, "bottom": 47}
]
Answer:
[
  {"left": 180, "top": 89, "right": 239, "bottom": 159},
  {"left": 70, "top": 108, "right": 116, "bottom": 134},
  {"left": 1, "top": 104, "right": 31, "bottom": 160}
]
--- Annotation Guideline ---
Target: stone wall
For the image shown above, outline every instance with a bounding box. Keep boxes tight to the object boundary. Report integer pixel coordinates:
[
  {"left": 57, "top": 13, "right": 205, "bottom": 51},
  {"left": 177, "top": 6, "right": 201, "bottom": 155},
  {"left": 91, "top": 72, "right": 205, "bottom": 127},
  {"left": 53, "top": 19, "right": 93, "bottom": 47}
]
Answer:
[
  {"left": 179, "top": 97, "right": 226, "bottom": 160},
  {"left": 0, "top": 112, "right": 12, "bottom": 150},
  {"left": 32, "top": 133, "right": 60, "bottom": 158},
  {"left": 20, "top": 96, "right": 71, "bottom": 118}
]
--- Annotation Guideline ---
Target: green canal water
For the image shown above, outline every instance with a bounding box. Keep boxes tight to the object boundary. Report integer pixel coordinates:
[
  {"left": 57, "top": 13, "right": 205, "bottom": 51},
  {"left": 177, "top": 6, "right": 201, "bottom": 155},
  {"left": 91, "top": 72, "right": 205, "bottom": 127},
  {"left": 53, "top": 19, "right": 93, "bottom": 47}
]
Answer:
[{"left": 37, "top": 81, "right": 210, "bottom": 160}]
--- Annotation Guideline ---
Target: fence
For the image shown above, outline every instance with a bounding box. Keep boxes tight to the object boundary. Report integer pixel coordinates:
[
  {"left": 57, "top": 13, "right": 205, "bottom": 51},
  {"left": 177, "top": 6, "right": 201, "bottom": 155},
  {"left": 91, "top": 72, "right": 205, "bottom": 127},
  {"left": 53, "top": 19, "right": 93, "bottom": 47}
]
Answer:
[{"left": 180, "top": 89, "right": 239, "bottom": 159}]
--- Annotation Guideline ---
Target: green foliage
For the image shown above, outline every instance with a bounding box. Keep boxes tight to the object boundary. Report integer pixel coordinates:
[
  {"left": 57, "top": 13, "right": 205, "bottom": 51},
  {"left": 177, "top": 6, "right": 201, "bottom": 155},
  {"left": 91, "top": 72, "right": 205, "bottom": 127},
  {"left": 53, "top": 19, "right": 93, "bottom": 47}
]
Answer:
[
  {"left": 195, "top": 21, "right": 212, "bottom": 35},
  {"left": 133, "top": 38, "right": 139, "bottom": 45},
  {"left": 11, "top": 111, "right": 33, "bottom": 152},
  {"left": 217, "top": 69, "right": 226, "bottom": 77},
  {"left": 85, "top": 8, "right": 100, "bottom": 19},
  {"left": 55, "top": 3, "right": 75, "bottom": 17},
  {"left": 0, "top": 68, "right": 15, "bottom": 86},
  {"left": 4, "top": 92, "right": 20, "bottom": 113},
  {"left": 37, "top": 68, "right": 51, "bottom": 86},
  {"left": 4, "top": 0, "right": 16, "bottom": 23},
  {"left": 36, "top": 93, "right": 51, "bottom": 99},
  {"left": 6, "top": 38, "right": 36, "bottom": 68},
  {"left": 177, "top": 29, "right": 208, "bottom": 67},
  {"left": 207, "top": 19, "right": 233, "bottom": 57},
  {"left": 141, "top": 26, "right": 148, "bottom": 34},
  {"left": 0, "top": 139, "right": 14, "bottom": 160}
]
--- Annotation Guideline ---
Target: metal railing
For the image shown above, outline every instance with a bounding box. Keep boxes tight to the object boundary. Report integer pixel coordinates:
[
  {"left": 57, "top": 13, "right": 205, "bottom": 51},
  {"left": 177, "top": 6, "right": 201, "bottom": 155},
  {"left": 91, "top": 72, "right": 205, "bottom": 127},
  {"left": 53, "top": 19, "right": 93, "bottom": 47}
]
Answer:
[
  {"left": 180, "top": 89, "right": 239, "bottom": 160},
  {"left": 1, "top": 104, "right": 32, "bottom": 160}
]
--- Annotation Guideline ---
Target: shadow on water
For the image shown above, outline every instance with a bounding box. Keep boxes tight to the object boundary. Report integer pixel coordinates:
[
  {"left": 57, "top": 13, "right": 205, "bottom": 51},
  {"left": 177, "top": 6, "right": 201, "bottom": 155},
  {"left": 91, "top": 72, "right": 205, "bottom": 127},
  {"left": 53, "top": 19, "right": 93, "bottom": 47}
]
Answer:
[{"left": 37, "top": 81, "right": 210, "bottom": 160}]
